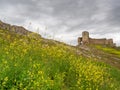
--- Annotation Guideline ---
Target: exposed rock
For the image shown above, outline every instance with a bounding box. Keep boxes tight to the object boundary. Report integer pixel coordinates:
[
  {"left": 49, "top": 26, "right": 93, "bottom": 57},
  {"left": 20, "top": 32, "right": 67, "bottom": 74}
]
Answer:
[
  {"left": 0, "top": 20, "right": 41, "bottom": 37},
  {"left": 0, "top": 20, "right": 11, "bottom": 30},
  {"left": 10, "top": 25, "right": 31, "bottom": 35}
]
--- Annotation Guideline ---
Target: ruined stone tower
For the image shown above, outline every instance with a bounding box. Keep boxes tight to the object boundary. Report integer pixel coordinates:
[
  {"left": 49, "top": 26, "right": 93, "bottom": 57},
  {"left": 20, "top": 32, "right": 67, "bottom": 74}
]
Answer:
[{"left": 82, "top": 31, "right": 89, "bottom": 44}]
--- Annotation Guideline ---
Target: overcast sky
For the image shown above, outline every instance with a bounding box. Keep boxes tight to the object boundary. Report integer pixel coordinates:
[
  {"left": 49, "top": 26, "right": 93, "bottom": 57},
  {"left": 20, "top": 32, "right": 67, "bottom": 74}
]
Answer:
[{"left": 0, "top": 0, "right": 120, "bottom": 46}]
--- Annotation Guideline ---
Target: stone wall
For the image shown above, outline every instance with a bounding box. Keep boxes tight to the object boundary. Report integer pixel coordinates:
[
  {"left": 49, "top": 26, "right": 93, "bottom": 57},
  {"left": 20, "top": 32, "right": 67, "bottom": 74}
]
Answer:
[
  {"left": 78, "top": 37, "right": 82, "bottom": 45},
  {"left": 107, "top": 39, "right": 114, "bottom": 47},
  {"left": 89, "top": 38, "right": 107, "bottom": 45}
]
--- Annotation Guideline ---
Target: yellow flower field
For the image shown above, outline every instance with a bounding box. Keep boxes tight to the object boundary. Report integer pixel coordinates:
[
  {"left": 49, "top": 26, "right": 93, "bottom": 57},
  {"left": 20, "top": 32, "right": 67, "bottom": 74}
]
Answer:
[{"left": 0, "top": 29, "right": 120, "bottom": 90}]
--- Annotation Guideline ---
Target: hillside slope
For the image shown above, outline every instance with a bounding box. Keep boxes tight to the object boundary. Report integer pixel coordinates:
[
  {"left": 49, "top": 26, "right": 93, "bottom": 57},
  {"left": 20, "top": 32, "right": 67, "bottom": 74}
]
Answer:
[
  {"left": 0, "top": 28, "right": 120, "bottom": 90},
  {"left": 76, "top": 45, "right": 120, "bottom": 69}
]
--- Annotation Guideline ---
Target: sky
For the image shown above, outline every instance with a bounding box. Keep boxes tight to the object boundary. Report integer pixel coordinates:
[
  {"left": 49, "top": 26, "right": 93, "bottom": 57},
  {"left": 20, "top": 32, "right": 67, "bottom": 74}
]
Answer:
[{"left": 0, "top": 0, "right": 120, "bottom": 46}]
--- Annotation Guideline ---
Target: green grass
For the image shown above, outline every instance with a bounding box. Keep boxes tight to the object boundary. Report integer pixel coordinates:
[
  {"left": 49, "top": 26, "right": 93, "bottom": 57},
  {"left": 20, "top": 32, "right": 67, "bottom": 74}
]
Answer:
[
  {"left": 0, "top": 29, "right": 120, "bottom": 90},
  {"left": 95, "top": 45, "right": 120, "bottom": 58}
]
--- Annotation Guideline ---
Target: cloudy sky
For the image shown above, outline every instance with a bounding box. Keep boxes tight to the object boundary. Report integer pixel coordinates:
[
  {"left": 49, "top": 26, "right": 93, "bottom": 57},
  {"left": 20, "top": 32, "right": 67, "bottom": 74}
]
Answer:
[{"left": 0, "top": 0, "right": 120, "bottom": 46}]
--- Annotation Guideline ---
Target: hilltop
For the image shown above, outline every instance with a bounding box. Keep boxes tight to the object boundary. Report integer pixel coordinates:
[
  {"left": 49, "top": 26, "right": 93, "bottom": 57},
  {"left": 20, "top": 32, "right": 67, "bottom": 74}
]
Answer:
[{"left": 0, "top": 21, "right": 120, "bottom": 90}]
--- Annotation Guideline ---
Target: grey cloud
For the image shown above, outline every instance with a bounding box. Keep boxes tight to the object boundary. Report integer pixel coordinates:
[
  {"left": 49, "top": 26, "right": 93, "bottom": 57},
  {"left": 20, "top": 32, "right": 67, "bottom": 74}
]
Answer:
[
  {"left": 106, "top": 0, "right": 120, "bottom": 26},
  {"left": 51, "top": 0, "right": 97, "bottom": 17}
]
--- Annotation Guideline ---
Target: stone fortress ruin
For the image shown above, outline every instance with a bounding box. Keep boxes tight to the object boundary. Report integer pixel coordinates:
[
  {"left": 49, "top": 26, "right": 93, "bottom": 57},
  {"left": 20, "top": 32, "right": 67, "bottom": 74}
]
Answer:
[{"left": 78, "top": 31, "right": 116, "bottom": 47}]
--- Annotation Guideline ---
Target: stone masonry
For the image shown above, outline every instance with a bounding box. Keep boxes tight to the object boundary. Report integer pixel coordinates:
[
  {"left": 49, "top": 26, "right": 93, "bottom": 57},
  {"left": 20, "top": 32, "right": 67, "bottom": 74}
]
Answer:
[{"left": 78, "top": 31, "right": 115, "bottom": 47}]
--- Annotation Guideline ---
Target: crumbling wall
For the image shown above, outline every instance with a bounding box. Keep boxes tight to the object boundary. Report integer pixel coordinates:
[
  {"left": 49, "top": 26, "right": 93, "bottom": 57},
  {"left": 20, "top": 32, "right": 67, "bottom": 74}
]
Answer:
[
  {"left": 78, "top": 37, "right": 82, "bottom": 45},
  {"left": 89, "top": 38, "right": 107, "bottom": 45},
  {"left": 107, "top": 39, "right": 114, "bottom": 46}
]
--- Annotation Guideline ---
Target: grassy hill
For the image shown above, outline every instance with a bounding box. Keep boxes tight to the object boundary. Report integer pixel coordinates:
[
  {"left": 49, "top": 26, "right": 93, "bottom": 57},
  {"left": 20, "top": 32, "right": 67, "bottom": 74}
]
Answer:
[{"left": 0, "top": 29, "right": 120, "bottom": 90}]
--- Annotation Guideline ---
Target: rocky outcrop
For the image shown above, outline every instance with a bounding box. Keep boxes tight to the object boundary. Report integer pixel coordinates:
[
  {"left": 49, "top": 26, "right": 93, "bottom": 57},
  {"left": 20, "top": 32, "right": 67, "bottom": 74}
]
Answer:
[{"left": 0, "top": 20, "right": 32, "bottom": 35}]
